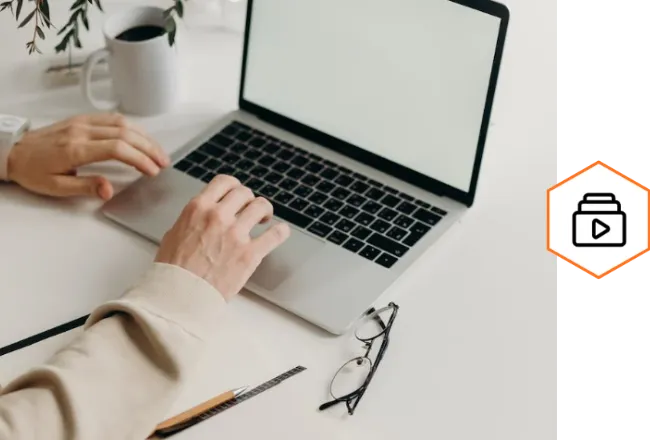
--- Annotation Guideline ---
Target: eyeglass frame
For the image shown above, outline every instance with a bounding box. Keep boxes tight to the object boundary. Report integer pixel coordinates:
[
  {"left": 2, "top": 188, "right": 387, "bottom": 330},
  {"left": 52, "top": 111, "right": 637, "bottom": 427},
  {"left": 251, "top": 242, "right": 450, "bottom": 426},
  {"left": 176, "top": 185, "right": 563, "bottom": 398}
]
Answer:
[{"left": 318, "top": 302, "right": 399, "bottom": 415}]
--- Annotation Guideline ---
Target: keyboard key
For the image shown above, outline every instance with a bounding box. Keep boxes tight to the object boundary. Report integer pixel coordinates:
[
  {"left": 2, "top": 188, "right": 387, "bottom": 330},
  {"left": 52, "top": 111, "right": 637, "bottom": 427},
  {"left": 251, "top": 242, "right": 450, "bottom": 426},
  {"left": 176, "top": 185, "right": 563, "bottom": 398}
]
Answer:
[
  {"left": 320, "top": 168, "right": 339, "bottom": 180},
  {"left": 343, "top": 238, "right": 364, "bottom": 253},
  {"left": 352, "top": 172, "right": 366, "bottom": 181},
  {"left": 307, "top": 152, "right": 320, "bottom": 160},
  {"left": 291, "top": 155, "right": 309, "bottom": 167},
  {"left": 199, "top": 143, "right": 226, "bottom": 157},
  {"left": 432, "top": 206, "right": 448, "bottom": 216},
  {"left": 279, "top": 178, "right": 299, "bottom": 190},
  {"left": 265, "top": 172, "right": 283, "bottom": 184},
  {"left": 307, "top": 221, "right": 332, "bottom": 238},
  {"left": 247, "top": 178, "right": 264, "bottom": 191},
  {"left": 410, "top": 222, "right": 431, "bottom": 235},
  {"left": 347, "top": 194, "right": 366, "bottom": 207},
  {"left": 236, "top": 159, "right": 255, "bottom": 170},
  {"left": 306, "top": 162, "right": 324, "bottom": 173},
  {"left": 383, "top": 186, "right": 398, "bottom": 194},
  {"left": 188, "top": 166, "right": 205, "bottom": 178},
  {"left": 370, "top": 219, "right": 391, "bottom": 234},
  {"left": 335, "top": 219, "right": 356, "bottom": 233},
  {"left": 308, "top": 191, "right": 328, "bottom": 205},
  {"left": 233, "top": 171, "right": 249, "bottom": 183},
  {"left": 413, "top": 209, "right": 442, "bottom": 226},
  {"left": 260, "top": 185, "right": 279, "bottom": 198},
  {"left": 244, "top": 149, "right": 263, "bottom": 160},
  {"left": 272, "top": 161, "right": 291, "bottom": 173},
  {"left": 324, "top": 199, "right": 343, "bottom": 212},
  {"left": 397, "top": 201, "right": 417, "bottom": 215},
  {"left": 278, "top": 149, "right": 294, "bottom": 161},
  {"left": 399, "top": 192, "right": 414, "bottom": 202},
  {"left": 340, "top": 205, "right": 360, "bottom": 219},
  {"left": 378, "top": 208, "right": 398, "bottom": 222},
  {"left": 362, "top": 201, "right": 382, "bottom": 214},
  {"left": 321, "top": 212, "right": 340, "bottom": 226},
  {"left": 332, "top": 188, "right": 351, "bottom": 200},
  {"left": 235, "top": 131, "right": 253, "bottom": 142},
  {"left": 232, "top": 142, "right": 247, "bottom": 154},
  {"left": 316, "top": 181, "right": 335, "bottom": 193},
  {"left": 262, "top": 143, "right": 280, "bottom": 154},
  {"left": 232, "top": 121, "right": 251, "bottom": 131},
  {"left": 301, "top": 173, "right": 321, "bottom": 186},
  {"left": 351, "top": 226, "right": 372, "bottom": 240},
  {"left": 338, "top": 166, "right": 353, "bottom": 175},
  {"left": 366, "top": 188, "right": 385, "bottom": 201},
  {"left": 205, "top": 158, "right": 221, "bottom": 170},
  {"left": 415, "top": 200, "right": 431, "bottom": 208},
  {"left": 356, "top": 212, "right": 374, "bottom": 226},
  {"left": 376, "top": 253, "right": 398, "bottom": 269},
  {"left": 323, "top": 160, "right": 336, "bottom": 167},
  {"left": 367, "top": 179, "right": 382, "bottom": 187},
  {"left": 188, "top": 151, "right": 208, "bottom": 164},
  {"left": 387, "top": 226, "right": 408, "bottom": 241},
  {"left": 334, "top": 174, "right": 354, "bottom": 187},
  {"left": 394, "top": 215, "right": 414, "bottom": 229},
  {"left": 201, "top": 172, "right": 216, "bottom": 183},
  {"left": 289, "top": 198, "right": 309, "bottom": 211},
  {"left": 368, "top": 233, "right": 408, "bottom": 257},
  {"left": 381, "top": 195, "right": 400, "bottom": 208},
  {"left": 222, "top": 124, "right": 238, "bottom": 136},
  {"left": 250, "top": 166, "right": 268, "bottom": 178},
  {"left": 174, "top": 159, "right": 192, "bottom": 171},
  {"left": 293, "top": 185, "right": 313, "bottom": 198},
  {"left": 287, "top": 167, "right": 306, "bottom": 179},
  {"left": 273, "top": 203, "right": 312, "bottom": 228},
  {"left": 327, "top": 230, "right": 349, "bottom": 245},
  {"left": 350, "top": 181, "right": 370, "bottom": 194},
  {"left": 213, "top": 134, "right": 236, "bottom": 146},
  {"left": 223, "top": 153, "right": 240, "bottom": 164},
  {"left": 275, "top": 191, "right": 294, "bottom": 205},
  {"left": 218, "top": 165, "right": 235, "bottom": 175},
  {"left": 259, "top": 155, "right": 276, "bottom": 166},
  {"left": 360, "top": 245, "right": 381, "bottom": 261},
  {"left": 249, "top": 136, "right": 266, "bottom": 148},
  {"left": 403, "top": 231, "right": 425, "bottom": 247},
  {"left": 304, "top": 205, "right": 325, "bottom": 218}
]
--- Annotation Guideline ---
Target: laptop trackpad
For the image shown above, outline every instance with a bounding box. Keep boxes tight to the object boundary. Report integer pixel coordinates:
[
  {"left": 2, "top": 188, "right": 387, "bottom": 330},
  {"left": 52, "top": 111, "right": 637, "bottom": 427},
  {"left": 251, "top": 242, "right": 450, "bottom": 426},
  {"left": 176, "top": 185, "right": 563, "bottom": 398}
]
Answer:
[{"left": 250, "top": 222, "right": 324, "bottom": 291}]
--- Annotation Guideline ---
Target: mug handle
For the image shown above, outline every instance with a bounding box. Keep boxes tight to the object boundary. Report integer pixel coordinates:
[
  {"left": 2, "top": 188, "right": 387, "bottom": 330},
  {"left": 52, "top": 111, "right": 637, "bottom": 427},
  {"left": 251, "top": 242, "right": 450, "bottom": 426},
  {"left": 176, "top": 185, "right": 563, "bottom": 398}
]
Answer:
[{"left": 81, "top": 48, "right": 118, "bottom": 111}]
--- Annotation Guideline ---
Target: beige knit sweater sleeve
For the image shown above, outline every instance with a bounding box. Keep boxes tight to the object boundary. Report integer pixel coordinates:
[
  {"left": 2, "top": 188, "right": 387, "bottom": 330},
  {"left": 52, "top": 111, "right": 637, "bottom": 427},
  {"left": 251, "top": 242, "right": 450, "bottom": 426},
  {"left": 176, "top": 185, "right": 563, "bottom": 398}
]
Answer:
[{"left": 0, "top": 262, "right": 226, "bottom": 440}]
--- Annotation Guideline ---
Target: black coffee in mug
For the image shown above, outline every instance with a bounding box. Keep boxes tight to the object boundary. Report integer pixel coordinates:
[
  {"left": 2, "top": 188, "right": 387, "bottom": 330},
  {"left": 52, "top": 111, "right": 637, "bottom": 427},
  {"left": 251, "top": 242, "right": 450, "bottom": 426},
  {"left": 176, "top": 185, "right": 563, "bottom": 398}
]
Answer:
[{"left": 115, "top": 25, "right": 165, "bottom": 42}]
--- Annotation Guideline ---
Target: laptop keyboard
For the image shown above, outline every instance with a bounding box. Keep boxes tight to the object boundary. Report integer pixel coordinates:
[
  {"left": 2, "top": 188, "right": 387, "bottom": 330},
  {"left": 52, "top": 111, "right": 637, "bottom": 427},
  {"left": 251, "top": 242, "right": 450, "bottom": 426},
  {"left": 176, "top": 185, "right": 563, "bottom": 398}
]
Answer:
[{"left": 173, "top": 121, "right": 447, "bottom": 269}]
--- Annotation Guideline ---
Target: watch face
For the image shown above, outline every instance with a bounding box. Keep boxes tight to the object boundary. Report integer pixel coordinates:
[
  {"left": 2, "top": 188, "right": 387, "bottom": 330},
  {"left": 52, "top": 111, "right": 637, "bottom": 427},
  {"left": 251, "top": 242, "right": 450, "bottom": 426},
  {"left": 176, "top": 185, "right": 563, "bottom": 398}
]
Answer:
[{"left": 0, "top": 115, "right": 23, "bottom": 131}]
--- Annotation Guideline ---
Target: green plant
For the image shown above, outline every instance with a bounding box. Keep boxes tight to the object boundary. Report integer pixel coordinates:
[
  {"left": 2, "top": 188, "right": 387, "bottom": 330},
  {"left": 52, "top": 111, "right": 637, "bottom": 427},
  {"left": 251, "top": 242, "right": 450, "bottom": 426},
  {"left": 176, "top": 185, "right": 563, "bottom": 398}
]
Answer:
[{"left": 0, "top": 0, "right": 184, "bottom": 55}]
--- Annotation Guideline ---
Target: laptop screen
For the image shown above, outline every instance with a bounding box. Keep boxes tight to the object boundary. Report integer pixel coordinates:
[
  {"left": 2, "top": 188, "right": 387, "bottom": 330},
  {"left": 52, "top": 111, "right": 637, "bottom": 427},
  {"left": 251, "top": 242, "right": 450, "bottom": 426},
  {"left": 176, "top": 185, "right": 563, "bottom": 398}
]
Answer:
[{"left": 242, "top": 0, "right": 503, "bottom": 193}]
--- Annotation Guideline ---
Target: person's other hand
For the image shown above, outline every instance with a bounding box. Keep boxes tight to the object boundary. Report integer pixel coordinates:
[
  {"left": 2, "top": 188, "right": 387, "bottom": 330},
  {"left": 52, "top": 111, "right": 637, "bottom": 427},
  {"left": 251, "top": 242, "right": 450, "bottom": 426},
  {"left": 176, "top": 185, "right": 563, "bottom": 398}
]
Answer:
[
  {"left": 155, "top": 175, "right": 291, "bottom": 300},
  {"left": 7, "top": 113, "right": 169, "bottom": 200}
]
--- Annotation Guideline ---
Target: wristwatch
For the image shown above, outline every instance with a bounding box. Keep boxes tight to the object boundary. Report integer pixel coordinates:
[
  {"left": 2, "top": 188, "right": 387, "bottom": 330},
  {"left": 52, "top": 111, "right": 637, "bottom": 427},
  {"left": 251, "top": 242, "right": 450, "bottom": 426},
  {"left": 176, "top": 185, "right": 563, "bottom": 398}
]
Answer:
[{"left": 0, "top": 114, "right": 30, "bottom": 181}]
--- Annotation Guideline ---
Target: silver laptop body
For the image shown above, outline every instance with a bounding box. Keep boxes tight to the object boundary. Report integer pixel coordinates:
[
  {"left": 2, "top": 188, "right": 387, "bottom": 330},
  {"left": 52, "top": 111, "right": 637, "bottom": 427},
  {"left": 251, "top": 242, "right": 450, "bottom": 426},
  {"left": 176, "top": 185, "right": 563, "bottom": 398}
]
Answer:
[{"left": 102, "top": 0, "right": 509, "bottom": 334}]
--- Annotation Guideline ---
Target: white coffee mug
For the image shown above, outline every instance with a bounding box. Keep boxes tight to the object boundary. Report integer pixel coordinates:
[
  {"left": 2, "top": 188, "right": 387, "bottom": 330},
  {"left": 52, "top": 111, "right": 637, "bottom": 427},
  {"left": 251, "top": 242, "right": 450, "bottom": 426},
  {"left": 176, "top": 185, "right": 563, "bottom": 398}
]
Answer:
[{"left": 81, "top": 6, "right": 178, "bottom": 116}]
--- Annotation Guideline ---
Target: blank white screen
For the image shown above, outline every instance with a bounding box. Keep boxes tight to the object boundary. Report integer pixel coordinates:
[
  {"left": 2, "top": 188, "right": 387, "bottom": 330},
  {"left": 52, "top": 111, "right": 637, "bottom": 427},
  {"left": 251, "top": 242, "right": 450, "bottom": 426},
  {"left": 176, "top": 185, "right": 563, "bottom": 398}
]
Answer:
[{"left": 243, "top": 0, "right": 501, "bottom": 192}]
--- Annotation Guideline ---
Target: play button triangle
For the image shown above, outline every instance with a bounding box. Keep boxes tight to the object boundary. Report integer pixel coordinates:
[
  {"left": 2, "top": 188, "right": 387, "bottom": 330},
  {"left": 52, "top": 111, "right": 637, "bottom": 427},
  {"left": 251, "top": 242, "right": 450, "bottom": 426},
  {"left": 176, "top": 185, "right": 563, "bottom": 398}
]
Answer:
[{"left": 592, "top": 218, "right": 610, "bottom": 240}]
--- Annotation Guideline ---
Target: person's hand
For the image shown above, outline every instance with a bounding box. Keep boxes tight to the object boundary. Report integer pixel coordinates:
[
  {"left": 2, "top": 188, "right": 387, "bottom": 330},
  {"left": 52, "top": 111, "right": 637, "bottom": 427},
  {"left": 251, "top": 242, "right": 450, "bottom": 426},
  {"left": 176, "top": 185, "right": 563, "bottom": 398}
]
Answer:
[
  {"left": 7, "top": 113, "right": 169, "bottom": 200},
  {"left": 155, "top": 175, "right": 291, "bottom": 300}
]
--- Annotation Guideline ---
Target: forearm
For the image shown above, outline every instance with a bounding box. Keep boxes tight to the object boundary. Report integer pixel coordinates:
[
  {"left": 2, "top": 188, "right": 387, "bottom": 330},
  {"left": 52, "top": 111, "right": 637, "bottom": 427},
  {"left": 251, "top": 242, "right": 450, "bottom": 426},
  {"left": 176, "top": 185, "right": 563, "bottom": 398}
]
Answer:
[{"left": 0, "top": 263, "right": 225, "bottom": 440}]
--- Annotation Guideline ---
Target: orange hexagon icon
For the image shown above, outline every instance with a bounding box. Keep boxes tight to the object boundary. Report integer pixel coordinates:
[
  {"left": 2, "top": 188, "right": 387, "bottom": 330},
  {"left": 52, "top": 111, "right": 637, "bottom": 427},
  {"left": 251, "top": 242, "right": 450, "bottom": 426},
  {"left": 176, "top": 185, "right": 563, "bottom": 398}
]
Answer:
[{"left": 547, "top": 161, "right": 650, "bottom": 278}]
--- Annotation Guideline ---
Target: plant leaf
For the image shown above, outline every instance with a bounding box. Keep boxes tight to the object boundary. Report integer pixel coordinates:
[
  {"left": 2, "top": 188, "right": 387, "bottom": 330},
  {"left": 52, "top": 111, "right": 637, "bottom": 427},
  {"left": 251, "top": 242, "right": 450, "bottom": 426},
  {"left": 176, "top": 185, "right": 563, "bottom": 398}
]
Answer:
[
  {"left": 176, "top": 0, "right": 183, "bottom": 18},
  {"left": 164, "top": 16, "right": 175, "bottom": 33},
  {"left": 163, "top": 8, "right": 173, "bottom": 18},
  {"left": 40, "top": 0, "right": 50, "bottom": 27},
  {"left": 95, "top": 0, "right": 102, "bottom": 12},
  {"left": 167, "top": 27, "right": 176, "bottom": 47},
  {"left": 0, "top": 4, "right": 10, "bottom": 12},
  {"left": 15, "top": 0, "right": 23, "bottom": 20},
  {"left": 70, "top": 0, "right": 84, "bottom": 11},
  {"left": 81, "top": 10, "right": 88, "bottom": 30},
  {"left": 18, "top": 9, "right": 35, "bottom": 28},
  {"left": 36, "top": 26, "right": 44, "bottom": 39}
]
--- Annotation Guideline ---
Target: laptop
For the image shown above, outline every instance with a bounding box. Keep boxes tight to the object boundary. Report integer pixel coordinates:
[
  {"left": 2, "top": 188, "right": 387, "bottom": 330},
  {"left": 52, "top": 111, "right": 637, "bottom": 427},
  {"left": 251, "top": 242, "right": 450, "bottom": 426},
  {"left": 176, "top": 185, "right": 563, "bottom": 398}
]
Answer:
[{"left": 102, "top": 0, "right": 509, "bottom": 334}]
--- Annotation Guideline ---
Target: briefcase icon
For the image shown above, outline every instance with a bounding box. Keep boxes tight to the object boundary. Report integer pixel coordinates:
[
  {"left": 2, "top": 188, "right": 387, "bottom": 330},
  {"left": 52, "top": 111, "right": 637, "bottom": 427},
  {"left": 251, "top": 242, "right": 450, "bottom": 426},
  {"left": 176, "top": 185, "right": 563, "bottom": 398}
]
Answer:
[{"left": 572, "top": 193, "right": 626, "bottom": 247}]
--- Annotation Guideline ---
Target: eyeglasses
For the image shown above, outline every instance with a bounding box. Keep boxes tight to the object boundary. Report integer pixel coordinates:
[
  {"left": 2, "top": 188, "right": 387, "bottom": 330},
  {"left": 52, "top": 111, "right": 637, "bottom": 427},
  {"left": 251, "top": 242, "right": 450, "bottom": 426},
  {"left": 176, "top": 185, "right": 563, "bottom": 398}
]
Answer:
[{"left": 319, "top": 302, "right": 399, "bottom": 415}]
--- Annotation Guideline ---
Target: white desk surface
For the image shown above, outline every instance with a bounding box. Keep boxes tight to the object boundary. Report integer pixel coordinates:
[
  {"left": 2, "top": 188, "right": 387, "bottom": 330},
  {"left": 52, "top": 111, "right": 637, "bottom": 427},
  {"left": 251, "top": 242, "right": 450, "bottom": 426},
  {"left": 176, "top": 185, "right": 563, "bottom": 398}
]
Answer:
[{"left": 0, "top": 1, "right": 556, "bottom": 439}]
